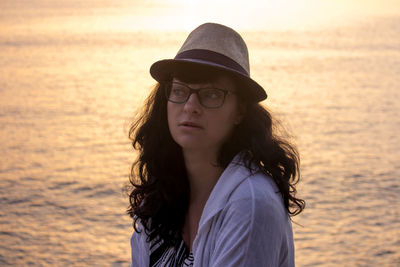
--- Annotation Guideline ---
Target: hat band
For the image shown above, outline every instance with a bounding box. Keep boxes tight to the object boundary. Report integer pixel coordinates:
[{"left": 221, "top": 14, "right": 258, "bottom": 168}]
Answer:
[{"left": 175, "top": 49, "right": 249, "bottom": 76}]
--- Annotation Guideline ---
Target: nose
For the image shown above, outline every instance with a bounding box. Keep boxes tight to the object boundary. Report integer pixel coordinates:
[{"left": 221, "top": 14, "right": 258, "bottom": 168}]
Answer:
[{"left": 183, "top": 92, "right": 202, "bottom": 114}]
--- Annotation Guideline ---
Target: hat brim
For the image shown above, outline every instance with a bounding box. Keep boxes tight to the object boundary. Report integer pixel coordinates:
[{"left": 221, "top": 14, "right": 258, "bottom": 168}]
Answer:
[{"left": 150, "top": 59, "right": 267, "bottom": 102}]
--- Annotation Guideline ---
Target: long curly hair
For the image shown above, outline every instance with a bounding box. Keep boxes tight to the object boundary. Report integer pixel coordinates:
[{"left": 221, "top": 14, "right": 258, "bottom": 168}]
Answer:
[{"left": 127, "top": 69, "right": 305, "bottom": 247}]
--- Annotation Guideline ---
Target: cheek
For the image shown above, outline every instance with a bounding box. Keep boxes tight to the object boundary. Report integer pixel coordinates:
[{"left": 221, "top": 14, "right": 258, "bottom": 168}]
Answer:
[
  {"left": 167, "top": 103, "right": 182, "bottom": 144},
  {"left": 167, "top": 103, "right": 175, "bottom": 131},
  {"left": 210, "top": 111, "right": 238, "bottom": 140}
]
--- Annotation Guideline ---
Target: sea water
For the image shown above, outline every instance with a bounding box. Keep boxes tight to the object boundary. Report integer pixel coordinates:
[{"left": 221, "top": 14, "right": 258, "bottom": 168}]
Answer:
[{"left": 1, "top": 1, "right": 399, "bottom": 266}]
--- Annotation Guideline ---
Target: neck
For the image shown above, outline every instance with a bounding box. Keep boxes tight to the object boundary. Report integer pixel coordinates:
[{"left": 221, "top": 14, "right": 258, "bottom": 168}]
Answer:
[{"left": 183, "top": 148, "right": 223, "bottom": 204}]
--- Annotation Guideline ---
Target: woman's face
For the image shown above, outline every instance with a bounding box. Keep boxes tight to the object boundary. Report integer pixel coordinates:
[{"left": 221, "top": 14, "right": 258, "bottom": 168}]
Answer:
[{"left": 167, "top": 76, "right": 243, "bottom": 155}]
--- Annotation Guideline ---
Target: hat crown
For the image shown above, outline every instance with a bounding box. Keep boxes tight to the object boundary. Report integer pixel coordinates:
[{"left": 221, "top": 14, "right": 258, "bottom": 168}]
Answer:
[{"left": 177, "top": 23, "right": 250, "bottom": 75}]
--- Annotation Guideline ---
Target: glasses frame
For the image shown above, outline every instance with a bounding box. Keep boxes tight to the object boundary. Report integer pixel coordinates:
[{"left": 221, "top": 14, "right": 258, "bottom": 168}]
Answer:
[{"left": 164, "top": 81, "right": 235, "bottom": 109}]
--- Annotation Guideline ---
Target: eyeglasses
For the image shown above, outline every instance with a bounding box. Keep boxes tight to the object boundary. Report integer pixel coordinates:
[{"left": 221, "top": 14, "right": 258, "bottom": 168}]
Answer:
[{"left": 165, "top": 81, "right": 235, "bottom": 109}]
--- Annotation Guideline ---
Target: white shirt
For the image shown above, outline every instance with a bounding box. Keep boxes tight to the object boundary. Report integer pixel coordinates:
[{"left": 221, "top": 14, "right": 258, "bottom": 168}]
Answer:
[{"left": 130, "top": 154, "right": 295, "bottom": 267}]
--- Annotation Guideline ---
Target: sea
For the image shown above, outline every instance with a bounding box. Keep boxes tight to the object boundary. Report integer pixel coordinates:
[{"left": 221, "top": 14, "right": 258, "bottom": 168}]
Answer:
[{"left": 1, "top": 1, "right": 399, "bottom": 266}]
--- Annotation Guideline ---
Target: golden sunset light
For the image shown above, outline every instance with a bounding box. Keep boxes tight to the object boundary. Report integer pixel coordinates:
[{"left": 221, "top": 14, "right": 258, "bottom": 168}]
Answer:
[
  {"left": 1, "top": 0, "right": 399, "bottom": 265},
  {"left": 127, "top": 0, "right": 400, "bottom": 30}
]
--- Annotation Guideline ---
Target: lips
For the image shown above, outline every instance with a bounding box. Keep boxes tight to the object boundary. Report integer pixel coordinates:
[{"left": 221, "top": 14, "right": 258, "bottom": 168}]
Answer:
[{"left": 179, "top": 121, "right": 203, "bottom": 129}]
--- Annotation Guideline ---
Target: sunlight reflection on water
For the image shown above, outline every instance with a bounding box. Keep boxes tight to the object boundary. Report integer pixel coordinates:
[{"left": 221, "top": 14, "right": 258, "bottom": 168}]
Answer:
[{"left": 1, "top": 2, "right": 400, "bottom": 266}]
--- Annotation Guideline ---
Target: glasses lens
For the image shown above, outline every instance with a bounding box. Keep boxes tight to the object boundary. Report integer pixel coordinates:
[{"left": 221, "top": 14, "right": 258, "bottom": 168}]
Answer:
[
  {"left": 166, "top": 82, "right": 228, "bottom": 108},
  {"left": 167, "top": 82, "right": 189, "bottom": 103},
  {"left": 198, "top": 88, "right": 225, "bottom": 108}
]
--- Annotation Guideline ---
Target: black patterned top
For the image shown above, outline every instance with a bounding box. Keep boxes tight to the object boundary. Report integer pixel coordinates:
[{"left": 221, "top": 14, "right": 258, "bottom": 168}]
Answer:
[{"left": 150, "top": 238, "right": 194, "bottom": 267}]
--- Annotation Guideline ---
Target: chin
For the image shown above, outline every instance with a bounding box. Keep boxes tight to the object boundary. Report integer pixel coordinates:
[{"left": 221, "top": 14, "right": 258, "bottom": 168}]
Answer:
[
  {"left": 173, "top": 136, "right": 203, "bottom": 149},
  {"left": 175, "top": 140, "right": 203, "bottom": 150}
]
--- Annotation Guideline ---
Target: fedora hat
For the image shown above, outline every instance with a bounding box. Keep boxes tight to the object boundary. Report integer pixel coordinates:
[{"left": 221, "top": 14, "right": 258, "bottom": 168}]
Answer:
[{"left": 150, "top": 23, "right": 267, "bottom": 102}]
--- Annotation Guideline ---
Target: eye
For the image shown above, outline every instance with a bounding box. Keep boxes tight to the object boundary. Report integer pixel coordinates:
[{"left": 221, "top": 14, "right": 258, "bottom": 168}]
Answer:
[
  {"left": 201, "top": 89, "right": 224, "bottom": 99},
  {"left": 170, "top": 84, "right": 188, "bottom": 97},
  {"left": 171, "top": 88, "right": 185, "bottom": 96}
]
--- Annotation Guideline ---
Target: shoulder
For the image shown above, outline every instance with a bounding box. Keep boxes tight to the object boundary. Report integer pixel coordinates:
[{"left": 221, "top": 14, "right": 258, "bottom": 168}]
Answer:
[
  {"left": 130, "top": 219, "right": 150, "bottom": 267},
  {"left": 230, "top": 167, "right": 286, "bottom": 215},
  {"left": 207, "top": 169, "right": 294, "bottom": 267}
]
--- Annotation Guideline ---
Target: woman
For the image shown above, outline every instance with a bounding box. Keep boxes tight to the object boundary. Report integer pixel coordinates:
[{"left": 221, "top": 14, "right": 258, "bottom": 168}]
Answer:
[{"left": 128, "top": 23, "right": 305, "bottom": 267}]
